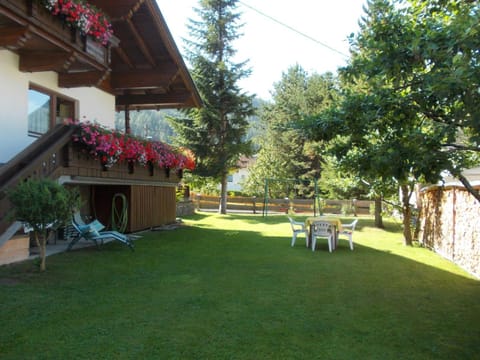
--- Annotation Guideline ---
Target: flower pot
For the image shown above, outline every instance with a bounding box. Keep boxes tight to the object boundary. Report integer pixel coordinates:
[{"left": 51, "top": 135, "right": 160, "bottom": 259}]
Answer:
[
  {"left": 164, "top": 167, "right": 170, "bottom": 178},
  {"left": 128, "top": 161, "right": 134, "bottom": 174},
  {"left": 148, "top": 161, "right": 154, "bottom": 176},
  {"left": 100, "top": 160, "right": 108, "bottom": 171}
]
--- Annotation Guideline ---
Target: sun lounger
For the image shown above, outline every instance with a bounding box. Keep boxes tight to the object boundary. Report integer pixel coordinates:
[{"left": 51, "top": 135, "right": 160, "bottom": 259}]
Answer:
[{"left": 68, "top": 215, "right": 134, "bottom": 251}]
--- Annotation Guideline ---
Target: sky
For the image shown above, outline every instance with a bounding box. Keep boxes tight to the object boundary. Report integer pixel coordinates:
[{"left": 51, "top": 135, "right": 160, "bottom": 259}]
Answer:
[{"left": 156, "top": 0, "right": 367, "bottom": 100}]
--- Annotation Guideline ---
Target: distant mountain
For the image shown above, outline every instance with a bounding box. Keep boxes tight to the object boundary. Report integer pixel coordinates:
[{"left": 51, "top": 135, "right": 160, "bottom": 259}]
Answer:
[
  {"left": 115, "top": 109, "right": 178, "bottom": 143},
  {"left": 115, "top": 97, "right": 267, "bottom": 145}
]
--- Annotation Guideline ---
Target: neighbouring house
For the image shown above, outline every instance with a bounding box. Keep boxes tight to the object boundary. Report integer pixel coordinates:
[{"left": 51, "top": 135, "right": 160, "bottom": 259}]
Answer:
[
  {"left": 226, "top": 156, "right": 256, "bottom": 193},
  {"left": 418, "top": 167, "right": 480, "bottom": 278},
  {"left": 0, "top": 0, "right": 202, "bottom": 265}
]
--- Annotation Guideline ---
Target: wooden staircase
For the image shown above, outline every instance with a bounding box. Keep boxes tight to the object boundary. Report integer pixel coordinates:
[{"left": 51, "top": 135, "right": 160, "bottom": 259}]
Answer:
[{"left": 0, "top": 124, "right": 75, "bottom": 247}]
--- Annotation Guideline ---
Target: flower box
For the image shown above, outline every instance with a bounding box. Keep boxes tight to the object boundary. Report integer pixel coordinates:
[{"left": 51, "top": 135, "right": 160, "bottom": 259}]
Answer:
[
  {"left": 18, "top": 0, "right": 113, "bottom": 65},
  {"left": 84, "top": 35, "right": 107, "bottom": 63}
]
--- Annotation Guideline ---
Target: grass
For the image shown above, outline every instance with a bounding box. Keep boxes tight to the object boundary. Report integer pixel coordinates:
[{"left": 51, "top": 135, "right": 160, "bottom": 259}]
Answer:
[{"left": 1, "top": 213, "right": 479, "bottom": 359}]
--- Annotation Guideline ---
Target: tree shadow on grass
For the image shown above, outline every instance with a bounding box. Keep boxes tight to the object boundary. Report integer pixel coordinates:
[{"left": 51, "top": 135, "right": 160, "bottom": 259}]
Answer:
[
  {"left": 195, "top": 212, "right": 403, "bottom": 234},
  {"left": 1, "top": 217, "right": 479, "bottom": 359}
]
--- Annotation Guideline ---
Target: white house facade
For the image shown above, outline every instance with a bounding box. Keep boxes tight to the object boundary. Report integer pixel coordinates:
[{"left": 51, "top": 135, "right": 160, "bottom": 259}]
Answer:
[{"left": 0, "top": 50, "right": 115, "bottom": 163}]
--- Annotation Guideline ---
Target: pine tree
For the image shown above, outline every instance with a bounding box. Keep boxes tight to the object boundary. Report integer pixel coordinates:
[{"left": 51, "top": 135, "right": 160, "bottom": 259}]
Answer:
[
  {"left": 169, "top": 0, "right": 254, "bottom": 214},
  {"left": 243, "top": 66, "right": 339, "bottom": 198}
]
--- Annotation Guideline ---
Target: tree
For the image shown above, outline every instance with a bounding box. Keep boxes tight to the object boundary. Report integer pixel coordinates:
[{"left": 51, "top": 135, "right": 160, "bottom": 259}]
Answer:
[
  {"left": 243, "top": 66, "right": 339, "bottom": 198},
  {"left": 169, "top": 0, "right": 254, "bottom": 214},
  {"left": 317, "top": 155, "right": 369, "bottom": 200},
  {"left": 398, "top": 0, "right": 480, "bottom": 198},
  {"left": 8, "top": 179, "right": 80, "bottom": 271},
  {"left": 115, "top": 110, "right": 177, "bottom": 143},
  {"left": 303, "top": 0, "right": 480, "bottom": 245}
]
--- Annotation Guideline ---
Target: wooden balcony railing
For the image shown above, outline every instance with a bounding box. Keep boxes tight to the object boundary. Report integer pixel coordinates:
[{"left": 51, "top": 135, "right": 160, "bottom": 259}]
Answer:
[
  {"left": 0, "top": 0, "right": 114, "bottom": 68},
  {"left": 0, "top": 125, "right": 74, "bottom": 238},
  {"left": 0, "top": 124, "right": 181, "bottom": 241}
]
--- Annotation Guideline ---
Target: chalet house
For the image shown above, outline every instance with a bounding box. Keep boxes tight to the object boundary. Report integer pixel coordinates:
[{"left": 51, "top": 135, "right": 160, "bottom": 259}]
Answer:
[{"left": 0, "top": 0, "right": 202, "bottom": 264}]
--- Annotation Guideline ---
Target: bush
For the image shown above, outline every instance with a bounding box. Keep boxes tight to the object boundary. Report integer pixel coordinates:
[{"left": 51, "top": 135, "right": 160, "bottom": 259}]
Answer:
[{"left": 8, "top": 179, "right": 80, "bottom": 271}]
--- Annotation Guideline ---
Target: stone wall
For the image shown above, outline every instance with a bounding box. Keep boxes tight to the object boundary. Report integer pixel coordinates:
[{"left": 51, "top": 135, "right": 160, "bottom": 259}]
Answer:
[
  {"left": 176, "top": 200, "right": 195, "bottom": 217},
  {"left": 419, "top": 186, "right": 480, "bottom": 278}
]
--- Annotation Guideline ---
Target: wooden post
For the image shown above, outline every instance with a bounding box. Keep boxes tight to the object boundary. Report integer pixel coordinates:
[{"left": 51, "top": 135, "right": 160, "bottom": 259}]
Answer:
[{"left": 125, "top": 104, "right": 131, "bottom": 134}]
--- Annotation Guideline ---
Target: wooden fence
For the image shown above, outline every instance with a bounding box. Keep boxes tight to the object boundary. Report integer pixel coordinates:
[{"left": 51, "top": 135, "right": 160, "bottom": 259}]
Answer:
[{"left": 192, "top": 194, "right": 373, "bottom": 215}]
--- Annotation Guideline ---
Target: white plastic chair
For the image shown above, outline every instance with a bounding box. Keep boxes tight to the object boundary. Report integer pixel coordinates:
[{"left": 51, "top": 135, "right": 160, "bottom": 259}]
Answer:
[
  {"left": 339, "top": 219, "right": 358, "bottom": 250},
  {"left": 311, "top": 221, "right": 333, "bottom": 252},
  {"left": 288, "top": 216, "right": 307, "bottom": 247}
]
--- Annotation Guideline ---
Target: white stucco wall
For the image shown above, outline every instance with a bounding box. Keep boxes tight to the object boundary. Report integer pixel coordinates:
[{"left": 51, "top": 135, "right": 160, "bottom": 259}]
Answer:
[
  {"left": 65, "top": 87, "right": 115, "bottom": 127},
  {"left": 227, "top": 167, "right": 249, "bottom": 192},
  {"left": 0, "top": 50, "right": 115, "bottom": 163},
  {"left": 0, "top": 50, "right": 32, "bottom": 162}
]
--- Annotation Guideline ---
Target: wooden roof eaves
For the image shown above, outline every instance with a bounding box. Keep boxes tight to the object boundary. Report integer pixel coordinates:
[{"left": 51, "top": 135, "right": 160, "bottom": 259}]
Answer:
[
  {"left": 0, "top": 2, "right": 109, "bottom": 72},
  {"left": 125, "top": 17, "right": 156, "bottom": 67},
  {"left": 144, "top": 0, "right": 202, "bottom": 108},
  {"left": 0, "top": 24, "right": 30, "bottom": 48}
]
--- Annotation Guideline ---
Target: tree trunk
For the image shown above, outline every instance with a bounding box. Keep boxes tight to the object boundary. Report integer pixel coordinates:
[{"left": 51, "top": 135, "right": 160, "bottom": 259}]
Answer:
[
  {"left": 400, "top": 184, "right": 413, "bottom": 246},
  {"left": 374, "top": 196, "right": 384, "bottom": 228},
  {"left": 413, "top": 204, "right": 421, "bottom": 241},
  {"left": 219, "top": 173, "right": 228, "bottom": 214},
  {"left": 458, "top": 173, "right": 480, "bottom": 203},
  {"left": 34, "top": 231, "right": 47, "bottom": 272}
]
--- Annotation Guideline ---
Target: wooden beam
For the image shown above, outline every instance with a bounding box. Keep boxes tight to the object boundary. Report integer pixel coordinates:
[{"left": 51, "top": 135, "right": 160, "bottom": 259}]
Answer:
[
  {"left": 58, "top": 70, "right": 110, "bottom": 88},
  {"left": 110, "top": 67, "right": 177, "bottom": 89},
  {"left": 113, "top": 46, "right": 135, "bottom": 69},
  {"left": 115, "top": 92, "right": 191, "bottom": 106},
  {"left": 19, "top": 51, "right": 77, "bottom": 72},
  {"left": 121, "top": 0, "right": 147, "bottom": 21},
  {"left": 125, "top": 104, "right": 131, "bottom": 134},
  {"left": 0, "top": 25, "right": 30, "bottom": 49},
  {"left": 126, "top": 18, "right": 156, "bottom": 67}
]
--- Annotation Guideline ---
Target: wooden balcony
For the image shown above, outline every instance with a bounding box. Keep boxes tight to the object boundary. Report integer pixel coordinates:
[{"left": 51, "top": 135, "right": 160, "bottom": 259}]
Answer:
[
  {"left": 62, "top": 143, "right": 183, "bottom": 186},
  {"left": 0, "top": 0, "right": 115, "bottom": 86},
  {"left": 0, "top": 125, "right": 182, "bottom": 239}
]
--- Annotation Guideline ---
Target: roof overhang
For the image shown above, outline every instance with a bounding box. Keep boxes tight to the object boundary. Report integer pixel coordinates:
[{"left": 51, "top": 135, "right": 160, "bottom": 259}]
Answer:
[{"left": 0, "top": 0, "right": 201, "bottom": 110}]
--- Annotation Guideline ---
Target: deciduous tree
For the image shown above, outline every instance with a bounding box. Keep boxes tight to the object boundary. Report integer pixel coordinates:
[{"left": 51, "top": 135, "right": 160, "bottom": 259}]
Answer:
[
  {"left": 244, "top": 66, "right": 339, "bottom": 198},
  {"left": 303, "top": 0, "right": 480, "bottom": 244},
  {"left": 8, "top": 179, "right": 80, "bottom": 271}
]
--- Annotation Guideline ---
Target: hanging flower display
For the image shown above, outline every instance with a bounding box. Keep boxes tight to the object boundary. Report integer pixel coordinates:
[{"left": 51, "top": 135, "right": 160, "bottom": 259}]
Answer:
[
  {"left": 71, "top": 122, "right": 196, "bottom": 172},
  {"left": 120, "top": 136, "right": 146, "bottom": 164},
  {"left": 71, "top": 121, "right": 122, "bottom": 167},
  {"left": 41, "top": 0, "right": 113, "bottom": 45}
]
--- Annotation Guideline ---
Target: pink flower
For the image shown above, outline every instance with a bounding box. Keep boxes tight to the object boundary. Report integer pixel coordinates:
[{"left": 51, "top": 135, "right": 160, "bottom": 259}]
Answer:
[
  {"left": 42, "top": 0, "right": 113, "bottom": 45},
  {"left": 71, "top": 121, "right": 196, "bottom": 171}
]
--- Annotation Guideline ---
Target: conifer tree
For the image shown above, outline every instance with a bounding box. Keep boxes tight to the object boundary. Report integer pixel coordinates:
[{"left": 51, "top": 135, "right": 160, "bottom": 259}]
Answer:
[
  {"left": 244, "top": 66, "right": 339, "bottom": 198},
  {"left": 169, "top": 0, "right": 254, "bottom": 214}
]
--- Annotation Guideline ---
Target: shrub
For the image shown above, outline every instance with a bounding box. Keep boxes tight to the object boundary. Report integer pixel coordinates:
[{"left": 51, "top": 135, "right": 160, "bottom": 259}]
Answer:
[{"left": 8, "top": 179, "right": 80, "bottom": 271}]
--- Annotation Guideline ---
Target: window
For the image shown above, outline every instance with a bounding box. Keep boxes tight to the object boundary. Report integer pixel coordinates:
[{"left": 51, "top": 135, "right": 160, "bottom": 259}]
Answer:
[
  {"left": 227, "top": 175, "right": 233, "bottom": 182},
  {"left": 28, "top": 89, "right": 50, "bottom": 136},
  {"left": 28, "top": 85, "right": 75, "bottom": 137}
]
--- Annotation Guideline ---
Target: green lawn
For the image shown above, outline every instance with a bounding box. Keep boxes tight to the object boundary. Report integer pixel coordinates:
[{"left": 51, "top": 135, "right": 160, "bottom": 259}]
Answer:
[{"left": 1, "top": 213, "right": 479, "bottom": 359}]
